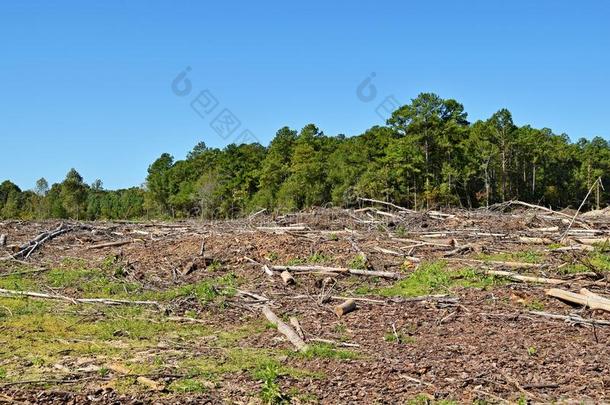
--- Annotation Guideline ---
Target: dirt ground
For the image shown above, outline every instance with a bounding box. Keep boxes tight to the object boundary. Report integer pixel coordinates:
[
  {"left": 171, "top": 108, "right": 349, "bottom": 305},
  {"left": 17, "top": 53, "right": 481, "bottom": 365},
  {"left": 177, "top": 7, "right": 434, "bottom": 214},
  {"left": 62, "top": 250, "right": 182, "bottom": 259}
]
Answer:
[{"left": 1, "top": 205, "right": 610, "bottom": 404}]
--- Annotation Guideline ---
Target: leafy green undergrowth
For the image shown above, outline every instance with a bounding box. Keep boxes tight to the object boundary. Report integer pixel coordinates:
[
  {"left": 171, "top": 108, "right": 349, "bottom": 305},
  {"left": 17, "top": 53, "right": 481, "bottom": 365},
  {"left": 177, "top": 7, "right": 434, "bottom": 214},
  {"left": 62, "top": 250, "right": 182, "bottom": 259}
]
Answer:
[
  {"left": 557, "top": 249, "right": 610, "bottom": 274},
  {"left": 366, "top": 261, "right": 502, "bottom": 298}
]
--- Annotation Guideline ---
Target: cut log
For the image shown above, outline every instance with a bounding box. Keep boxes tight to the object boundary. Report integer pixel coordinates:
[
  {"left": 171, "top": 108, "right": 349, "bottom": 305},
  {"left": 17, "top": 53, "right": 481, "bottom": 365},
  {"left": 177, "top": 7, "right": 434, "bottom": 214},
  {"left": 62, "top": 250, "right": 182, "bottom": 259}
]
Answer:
[
  {"left": 257, "top": 226, "right": 307, "bottom": 232},
  {"left": 309, "top": 338, "right": 360, "bottom": 348},
  {"left": 334, "top": 299, "right": 357, "bottom": 317},
  {"left": 280, "top": 270, "right": 295, "bottom": 285},
  {"left": 261, "top": 305, "right": 308, "bottom": 352},
  {"left": 271, "top": 265, "right": 399, "bottom": 279},
  {"left": 0, "top": 287, "right": 159, "bottom": 307},
  {"left": 518, "top": 237, "right": 553, "bottom": 244},
  {"left": 88, "top": 240, "right": 134, "bottom": 250},
  {"left": 576, "top": 238, "right": 610, "bottom": 246},
  {"left": 579, "top": 288, "right": 610, "bottom": 302},
  {"left": 289, "top": 317, "right": 305, "bottom": 339},
  {"left": 485, "top": 270, "right": 565, "bottom": 285},
  {"left": 545, "top": 288, "right": 610, "bottom": 312},
  {"left": 447, "top": 258, "right": 541, "bottom": 269},
  {"left": 3, "top": 223, "right": 74, "bottom": 260}
]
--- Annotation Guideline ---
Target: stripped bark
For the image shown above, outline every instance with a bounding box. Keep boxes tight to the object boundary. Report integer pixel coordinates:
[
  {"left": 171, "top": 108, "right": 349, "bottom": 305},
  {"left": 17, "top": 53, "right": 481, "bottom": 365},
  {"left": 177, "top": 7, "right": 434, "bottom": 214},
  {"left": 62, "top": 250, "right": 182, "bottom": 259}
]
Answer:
[
  {"left": 261, "top": 305, "right": 308, "bottom": 352},
  {"left": 545, "top": 288, "right": 610, "bottom": 312},
  {"left": 271, "top": 265, "right": 399, "bottom": 279},
  {"left": 0, "top": 288, "right": 159, "bottom": 307},
  {"left": 485, "top": 270, "right": 565, "bottom": 285}
]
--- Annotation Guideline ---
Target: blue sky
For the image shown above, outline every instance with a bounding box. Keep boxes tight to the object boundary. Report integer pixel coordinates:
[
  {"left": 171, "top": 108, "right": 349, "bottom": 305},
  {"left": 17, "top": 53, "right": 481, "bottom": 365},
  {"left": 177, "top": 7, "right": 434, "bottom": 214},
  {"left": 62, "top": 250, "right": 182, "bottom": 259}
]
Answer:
[{"left": 1, "top": 1, "right": 608, "bottom": 190}]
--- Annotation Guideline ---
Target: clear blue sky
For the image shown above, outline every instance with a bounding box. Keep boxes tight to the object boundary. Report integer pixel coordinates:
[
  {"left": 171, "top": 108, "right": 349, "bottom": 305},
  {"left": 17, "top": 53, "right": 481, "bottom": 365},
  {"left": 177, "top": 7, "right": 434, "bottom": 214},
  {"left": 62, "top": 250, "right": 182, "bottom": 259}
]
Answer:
[{"left": 1, "top": 1, "right": 608, "bottom": 190}]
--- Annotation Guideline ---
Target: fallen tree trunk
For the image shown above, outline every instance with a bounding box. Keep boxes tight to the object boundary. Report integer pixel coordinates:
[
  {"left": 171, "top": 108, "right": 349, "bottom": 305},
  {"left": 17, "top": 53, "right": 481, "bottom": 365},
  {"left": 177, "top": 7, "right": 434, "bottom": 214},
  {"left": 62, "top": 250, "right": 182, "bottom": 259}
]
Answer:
[
  {"left": 88, "top": 240, "right": 134, "bottom": 249},
  {"left": 518, "top": 236, "right": 553, "bottom": 244},
  {"left": 0, "top": 287, "right": 159, "bottom": 307},
  {"left": 2, "top": 223, "right": 74, "bottom": 260},
  {"left": 447, "top": 258, "right": 541, "bottom": 269},
  {"left": 485, "top": 270, "right": 565, "bottom": 285},
  {"left": 271, "top": 265, "right": 399, "bottom": 279},
  {"left": 545, "top": 288, "right": 610, "bottom": 312},
  {"left": 575, "top": 238, "right": 610, "bottom": 246},
  {"left": 261, "top": 305, "right": 308, "bottom": 352}
]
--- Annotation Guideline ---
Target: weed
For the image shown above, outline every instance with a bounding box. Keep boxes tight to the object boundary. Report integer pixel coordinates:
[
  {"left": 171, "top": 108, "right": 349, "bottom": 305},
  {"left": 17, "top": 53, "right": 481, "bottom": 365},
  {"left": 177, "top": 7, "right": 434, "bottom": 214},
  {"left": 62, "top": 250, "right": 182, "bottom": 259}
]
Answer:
[
  {"left": 524, "top": 299, "right": 544, "bottom": 311},
  {"left": 253, "top": 361, "right": 290, "bottom": 404},
  {"left": 266, "top": 251, "right": 279, "bottom": 261},
  {"left": 297, "top": 343, "right": 358, "bottom": 360},
  {"left": 348, "top": 253, "right": 367, "bottom": 269},
  {"left": 383, "top": 331, "right": 415, "bottom": 344},
  {"left": 307, "top": 252, "right": 329, "bottom": 264},
  {"left": 395, "top": 226, "right": 408, "bottom": 237},
  {"left": 378, "top": 262, "right": 499, "bottom": 297}
]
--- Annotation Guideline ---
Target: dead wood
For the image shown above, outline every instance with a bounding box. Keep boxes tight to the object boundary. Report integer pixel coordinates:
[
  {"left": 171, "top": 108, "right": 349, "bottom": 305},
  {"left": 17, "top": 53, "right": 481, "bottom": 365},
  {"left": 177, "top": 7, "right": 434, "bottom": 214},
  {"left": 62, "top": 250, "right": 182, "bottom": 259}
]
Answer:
[
  {"left": 545, "top": 288, "right": 610, "bottom": 312},
  {"left": 575, "top": 237, "right": 610, "bottom": 245},
  {"left": 309, "top": 338, "right": 360, "bottom": 348},
  {"left": 447, "top": 258, "right": 542, "bottom": 269},
  {"left": 271, "top": 265, "right": 399, "bottom": 279},
  {"left": 0, "top": 288, "right": 159, "bottom": 307},
  {"left": 257, "top": 226, "right": 307, "bottom": 232},
  {"left": 560, "top": 177, "right": 601, "bottom": 241},
  {"left": 261, "top": 305, "right": 308, "bottom": 352},
  {"left": 518, "top": 236, "right": 553, "bottom": 244},
  {"left": 289, "top": 316, "right": 305, "bottom": 339},
  {"left": 1, "top": 223, "right": 74, "bottom": 261},
  {"left": 528, "top": 310, "right": 610, "bottom": 326},
  {"left": 357, "top": 197, "right": 414, "bottom": 213},
  {"left": 0, "top": 234, "right": 6, "bottom": 247},
  {"left": 334, "top": 299, "right": 357, "bottom": 317},
  {"left": 280, "top": 270, "right": 296, "bottom": 285},
  {"left": 88, "top": 240, "right": 134, "bottom": 249},
  {"left": 485, "top": 270, "right": 565, "bottom": 284}
]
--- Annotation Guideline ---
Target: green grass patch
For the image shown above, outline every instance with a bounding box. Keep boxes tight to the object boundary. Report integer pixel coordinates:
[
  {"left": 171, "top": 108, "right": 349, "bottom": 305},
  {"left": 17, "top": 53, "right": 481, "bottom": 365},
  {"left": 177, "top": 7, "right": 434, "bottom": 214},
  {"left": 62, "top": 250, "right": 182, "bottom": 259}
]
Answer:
[
  {"left": 376, "top": 261, "right": 500, "bottom": 298},
  {"left": 477, "top": 250, "right": 543, "bottom": 264},
  {"left": 297, "top": 343, "right": 358, "bottom": 360}
]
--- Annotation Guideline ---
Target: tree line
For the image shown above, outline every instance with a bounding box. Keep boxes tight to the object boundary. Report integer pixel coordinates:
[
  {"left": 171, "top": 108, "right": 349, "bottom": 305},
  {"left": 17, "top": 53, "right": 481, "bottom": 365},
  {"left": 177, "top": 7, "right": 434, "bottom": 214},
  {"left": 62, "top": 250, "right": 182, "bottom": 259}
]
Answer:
[{"left": 2, "top": 93, "right": 609, "bottom": 220}]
